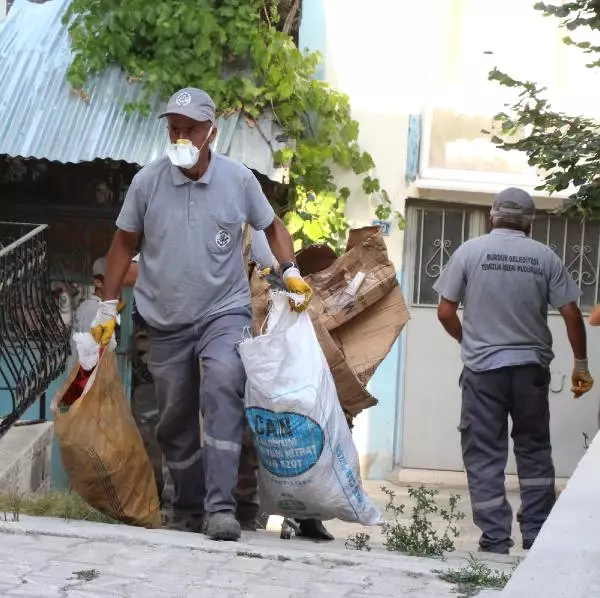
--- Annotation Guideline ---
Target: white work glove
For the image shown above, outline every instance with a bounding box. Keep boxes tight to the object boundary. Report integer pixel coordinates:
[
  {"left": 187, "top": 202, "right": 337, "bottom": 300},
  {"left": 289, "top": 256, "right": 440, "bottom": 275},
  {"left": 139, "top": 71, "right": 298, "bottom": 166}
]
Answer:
[
  {"left": 572, "top": 359, "right": 594, "bottom": 399},
  {"left": 90, "top": 300, "right": 118, "bottom": 350}
]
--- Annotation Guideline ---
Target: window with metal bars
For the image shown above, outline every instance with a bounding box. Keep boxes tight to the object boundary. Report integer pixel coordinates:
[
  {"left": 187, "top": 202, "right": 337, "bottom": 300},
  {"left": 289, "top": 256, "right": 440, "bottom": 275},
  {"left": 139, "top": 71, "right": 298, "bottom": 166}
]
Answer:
[
  {"left": 410, "top": 205, "right": 600, "bottom": 312},
  {"left": 412, "top": 207, "right": 472, "bottom": 306},
  {"left": 531, "top": 215, "right": 600, "bottom": 313}
]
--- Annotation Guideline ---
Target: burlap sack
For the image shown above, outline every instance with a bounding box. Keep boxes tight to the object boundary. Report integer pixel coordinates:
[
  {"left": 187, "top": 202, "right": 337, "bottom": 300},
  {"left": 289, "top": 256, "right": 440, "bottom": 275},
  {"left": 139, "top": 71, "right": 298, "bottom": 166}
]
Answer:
[{"left": 54, "top": 351, "right": 161, "bottom": 528}]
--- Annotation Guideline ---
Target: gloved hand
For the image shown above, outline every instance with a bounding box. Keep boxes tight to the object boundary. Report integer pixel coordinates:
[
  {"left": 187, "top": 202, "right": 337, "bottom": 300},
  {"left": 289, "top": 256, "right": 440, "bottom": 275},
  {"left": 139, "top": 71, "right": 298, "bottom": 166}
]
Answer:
[
  {"left": 282, "top": 267, "right": 313, "bottom": 313},
  {"left": 91, "top": 300, "right": 119, "bottom": 347},
  {"left": 572, "top": 359, "right": 594, "bottom": 398}
]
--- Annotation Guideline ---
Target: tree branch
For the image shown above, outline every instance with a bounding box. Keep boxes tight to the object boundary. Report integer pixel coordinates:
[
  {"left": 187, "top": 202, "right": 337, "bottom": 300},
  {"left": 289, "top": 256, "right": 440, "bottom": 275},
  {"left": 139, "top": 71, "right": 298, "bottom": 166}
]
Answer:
[{"left": 282, "top": 0, "right": 300, "bottom": 35}]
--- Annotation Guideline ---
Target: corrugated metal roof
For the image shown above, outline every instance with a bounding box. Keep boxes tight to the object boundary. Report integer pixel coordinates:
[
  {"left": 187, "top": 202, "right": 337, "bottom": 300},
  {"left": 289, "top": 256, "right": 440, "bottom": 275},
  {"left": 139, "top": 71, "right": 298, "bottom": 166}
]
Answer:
[{"left": 0, "top": 0, "right": 290, "bottom": 182}]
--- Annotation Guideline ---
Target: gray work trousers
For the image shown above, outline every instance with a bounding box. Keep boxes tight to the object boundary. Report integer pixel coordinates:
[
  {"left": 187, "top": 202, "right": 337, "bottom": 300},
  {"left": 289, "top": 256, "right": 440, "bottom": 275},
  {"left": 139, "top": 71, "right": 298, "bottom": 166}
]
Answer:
[
  {"left": 459, "top": 365, "right": 556, "bottom": 552},
  {"left": 147, "top": 307, "right": 250, "bottom": 516}
]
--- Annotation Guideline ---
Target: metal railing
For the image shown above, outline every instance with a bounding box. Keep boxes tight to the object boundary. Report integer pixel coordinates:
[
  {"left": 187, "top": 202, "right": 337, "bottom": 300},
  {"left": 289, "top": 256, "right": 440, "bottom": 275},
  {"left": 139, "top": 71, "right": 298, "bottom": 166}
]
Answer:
[{"left": 0, "top": 222, "right": 69, "bottom": 437}]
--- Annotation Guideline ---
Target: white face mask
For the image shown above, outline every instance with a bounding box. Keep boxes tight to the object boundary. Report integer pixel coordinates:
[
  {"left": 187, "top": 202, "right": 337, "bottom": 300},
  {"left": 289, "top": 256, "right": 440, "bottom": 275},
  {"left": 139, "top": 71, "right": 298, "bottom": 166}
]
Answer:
[{"left": 166, "top": 125, "right": 214, "bottom": 169}]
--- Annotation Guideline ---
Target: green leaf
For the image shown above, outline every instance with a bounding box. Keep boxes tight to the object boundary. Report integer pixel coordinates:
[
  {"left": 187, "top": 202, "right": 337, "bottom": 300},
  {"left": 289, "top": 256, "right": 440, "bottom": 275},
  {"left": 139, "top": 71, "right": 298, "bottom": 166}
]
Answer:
[
  {"left": 303, "top": 220, "right": 325, "bottom": 241},
  {"left": 284, "top": 211, "right": 305, "bottom": 235},
  {"left": 63, "top": 0, "right": 393, "bottom": 251}
]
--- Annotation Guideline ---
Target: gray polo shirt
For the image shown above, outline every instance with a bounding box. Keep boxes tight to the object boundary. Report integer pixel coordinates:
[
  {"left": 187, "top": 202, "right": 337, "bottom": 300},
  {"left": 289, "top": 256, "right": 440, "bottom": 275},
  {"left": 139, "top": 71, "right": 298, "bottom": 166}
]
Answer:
[
  {"left": 116, "top": 153, "right": 275, "bottom": 330},
  {"left": 433, "top": 228, "right": 581, "bottom": 371}
]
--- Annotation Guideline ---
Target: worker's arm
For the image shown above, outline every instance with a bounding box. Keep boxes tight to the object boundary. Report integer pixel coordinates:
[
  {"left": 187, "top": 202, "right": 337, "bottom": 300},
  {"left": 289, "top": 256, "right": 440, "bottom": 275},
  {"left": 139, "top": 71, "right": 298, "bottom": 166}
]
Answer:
[
  {"left": 92, "top": 172, "right": 146, "bottom": 345},
  {"left": 103, "top": 172, "right": 147, "bottom": 299},
  {"left": 103, "top": 230, "right": 140, "bottom": 300},
  {"left": 122, "top": 261, "right": 139, "bottom": 288},
  {"left": 250, "top": 228, "right": 278, "bottom": 269},
  {"left": 559, "top": 301, "right": 587, "bottom": 360},
  {"left": 437, "top": 298, "right": 462, "bottom": 343},
  {"left": 245, "top": 174, "right": 310, "bottom": 311},
  {"left": 559, "top": 301, "right": 594, "bottom": 398},
  {"left": 589, "top": 304, "right": 600, "bottom": 326},
  {"left": 432, "top": 247, "right": 467, "bottom": 342},
  {"left": 264, "top": 217, "right": 312, "bottom": 312},
  {"left": 244, "top": 171, "right": 294, "bottom": 265},
  {"left": 263, "top": 217, "right": 295, "bottom": 265}
]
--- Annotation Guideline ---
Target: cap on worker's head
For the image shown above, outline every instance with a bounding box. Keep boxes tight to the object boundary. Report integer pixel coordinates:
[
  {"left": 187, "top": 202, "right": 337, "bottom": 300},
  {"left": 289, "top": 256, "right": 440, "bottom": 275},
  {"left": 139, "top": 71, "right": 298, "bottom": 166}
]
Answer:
[
  {"left": 158, "top": 88, "right": 216, "bottom": 123},
  {"left": 491, "top": 187, "right": 535, "bottom": 224},
  {"left": 92, "top": 257, "right": 107, "bottom": 278}
]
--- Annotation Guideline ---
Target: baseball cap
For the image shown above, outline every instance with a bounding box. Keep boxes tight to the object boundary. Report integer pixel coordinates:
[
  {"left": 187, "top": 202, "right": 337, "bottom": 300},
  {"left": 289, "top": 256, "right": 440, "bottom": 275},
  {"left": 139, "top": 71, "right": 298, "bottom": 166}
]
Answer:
[
  {"left": 92, "top": 257, "right": 107, "bottom": 278},
  {"left": 491, "top": 187, "right": 535, "bottom": 222},
  {"left": 158, "top": 88, "right": 216, "bottom": 123}
]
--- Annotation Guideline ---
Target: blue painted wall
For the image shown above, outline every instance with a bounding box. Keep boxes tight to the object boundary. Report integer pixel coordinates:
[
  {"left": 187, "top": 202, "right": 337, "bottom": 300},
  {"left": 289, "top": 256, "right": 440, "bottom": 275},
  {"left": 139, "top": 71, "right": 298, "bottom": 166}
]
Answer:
[{"left": 366, "top": 272, "right": 404, "bottom": 479}]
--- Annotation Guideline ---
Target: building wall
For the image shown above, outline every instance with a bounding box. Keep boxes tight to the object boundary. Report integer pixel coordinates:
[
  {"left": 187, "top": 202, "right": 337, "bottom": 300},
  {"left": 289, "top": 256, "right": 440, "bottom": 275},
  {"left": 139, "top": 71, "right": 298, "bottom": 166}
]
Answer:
[
  {"left": 300, "top": 0, "right": 425, "bottom": 479},
  {"left": 300, "top": 0, "right": 600, "bottom": 479}
]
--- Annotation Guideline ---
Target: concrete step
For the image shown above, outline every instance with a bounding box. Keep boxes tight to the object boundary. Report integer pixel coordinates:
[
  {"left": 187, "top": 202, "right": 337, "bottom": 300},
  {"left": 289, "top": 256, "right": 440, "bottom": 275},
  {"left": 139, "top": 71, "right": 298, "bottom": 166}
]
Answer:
[
  {"left": 0, "top": 422, "right": 53, "bottom": 495},
  {"left": 391, "top": 468, "right": 569, "bottom": 492}
]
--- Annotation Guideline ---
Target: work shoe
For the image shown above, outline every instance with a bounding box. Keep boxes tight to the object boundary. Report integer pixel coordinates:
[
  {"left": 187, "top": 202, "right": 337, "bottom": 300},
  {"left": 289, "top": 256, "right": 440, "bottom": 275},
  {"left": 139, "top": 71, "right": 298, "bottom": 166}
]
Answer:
[
  {"left": 296, "top": 518, "right": 335, "bottom": 541},
  {"left": 163, "top": 512, "right": 204, "bottom": 534},
  {"left": 522, "top": 538, "right": 535, "bottom": 550},
  {"left": 235, "top": 506, "right": 264, "bottom": 532},
  {"left": 238, "top": 516, "right": 268, "bottom": 532},
  {"left": 478, "top": 546, "right": 509, "bottom": 555},
  {"left": 206, "top": 511, "right": 241, "bottom": 541},
  {"left": 477, "top": 538, "right": 514, "bottom": 556}
]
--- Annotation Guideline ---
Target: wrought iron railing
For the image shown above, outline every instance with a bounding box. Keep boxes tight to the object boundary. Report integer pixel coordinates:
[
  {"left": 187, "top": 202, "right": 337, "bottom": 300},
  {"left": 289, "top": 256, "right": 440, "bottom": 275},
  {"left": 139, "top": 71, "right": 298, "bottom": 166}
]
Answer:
[{"left": 0, "top": 222, "right": 69, "bottom": 437}]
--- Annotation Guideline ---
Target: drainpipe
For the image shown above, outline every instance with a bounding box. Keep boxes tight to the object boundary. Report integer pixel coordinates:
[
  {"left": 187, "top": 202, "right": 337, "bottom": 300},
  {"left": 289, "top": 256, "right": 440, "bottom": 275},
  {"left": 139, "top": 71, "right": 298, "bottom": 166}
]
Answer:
[{"left": 0, "top": 0, "right": 6, "bottom": 21}]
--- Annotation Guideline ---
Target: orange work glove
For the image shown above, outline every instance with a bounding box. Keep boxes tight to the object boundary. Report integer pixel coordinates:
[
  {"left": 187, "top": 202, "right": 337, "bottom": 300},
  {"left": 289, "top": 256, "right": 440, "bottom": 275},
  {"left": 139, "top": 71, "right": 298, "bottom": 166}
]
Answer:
[
  {"left": 282, "top": 267, "right": 313, "bottom": 313},
  {"left": 572, "top": 359, "right": 594, "bottom": 399}
]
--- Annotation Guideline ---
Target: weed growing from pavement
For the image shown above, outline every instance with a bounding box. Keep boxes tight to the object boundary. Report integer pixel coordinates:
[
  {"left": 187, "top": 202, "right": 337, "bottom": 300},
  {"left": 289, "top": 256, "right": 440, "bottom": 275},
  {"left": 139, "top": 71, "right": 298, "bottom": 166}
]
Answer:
[
  {"left": 381, "top": 486, "right": 465, "bottom": 557},
  {"left": 344, "top": 532, "right": 372, "bottom": 551},
  {"left": 0, "top": 490, "right": 115, "bottom": 524},
  {"left": 434, "top": 554, "right": 512, "bottom": 596},
  {"left": 72, "top": 570, "right": 100, "bottom": 583},
  {"left": 345, "top": 486, "right": 466, "bottom": 557},
  {"left": 1, "top": 487, "right": 24, "bottom": 522}
]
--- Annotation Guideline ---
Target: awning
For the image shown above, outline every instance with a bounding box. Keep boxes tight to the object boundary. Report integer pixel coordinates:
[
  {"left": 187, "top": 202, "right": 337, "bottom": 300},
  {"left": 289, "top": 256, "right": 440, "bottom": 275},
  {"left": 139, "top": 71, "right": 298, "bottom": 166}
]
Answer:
[{"left": 0, "top": 0, "right": 291, "bottom": 182}]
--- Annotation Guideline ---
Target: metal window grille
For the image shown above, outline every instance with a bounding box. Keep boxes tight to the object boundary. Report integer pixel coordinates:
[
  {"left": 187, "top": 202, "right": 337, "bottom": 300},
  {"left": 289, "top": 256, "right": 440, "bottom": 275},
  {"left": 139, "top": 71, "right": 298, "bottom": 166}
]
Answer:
[
  {"left": 0, "top": 222, "right": 69, "bottom": 437},
  {"left": 531, "top": 215, "right": 600, "bottom": 312},
  {"left": 412, "top": 208, "right": 472, "bottom": 306},
  {"left": 411, "top": 207, "right": 600, "bottom": 312}
]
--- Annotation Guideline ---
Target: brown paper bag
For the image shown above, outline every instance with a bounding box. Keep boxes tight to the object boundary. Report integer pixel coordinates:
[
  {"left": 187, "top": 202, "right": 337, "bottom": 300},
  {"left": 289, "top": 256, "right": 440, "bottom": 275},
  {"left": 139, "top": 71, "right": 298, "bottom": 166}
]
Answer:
[{"left": 53, "top": 351, "right": 161, "bottom": 528}]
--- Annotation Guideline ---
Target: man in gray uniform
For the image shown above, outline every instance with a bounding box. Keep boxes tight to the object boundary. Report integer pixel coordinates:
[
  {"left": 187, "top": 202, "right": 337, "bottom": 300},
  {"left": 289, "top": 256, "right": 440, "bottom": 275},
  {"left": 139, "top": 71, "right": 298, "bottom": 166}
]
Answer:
[
  {"left": 434, "top": 187, "right": 594, "bottom": 554},
  {"left": 90, "top": 88, "right": 312, "bottom": 542}
]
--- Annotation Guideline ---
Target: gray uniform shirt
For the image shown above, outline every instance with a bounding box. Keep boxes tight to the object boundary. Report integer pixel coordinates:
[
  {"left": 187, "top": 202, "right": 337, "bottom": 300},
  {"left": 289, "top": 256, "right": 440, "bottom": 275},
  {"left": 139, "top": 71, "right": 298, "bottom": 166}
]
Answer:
[
  {"left": 433, "top": 228, "right": 581, "bottom": 371},
  {"left": 131, "top": 229, "right": 276, "bottom": 267},
  {"left": 116, "top": 154, "right": 275, "bottom": 330},
  {"left": 249, "top": 228, "right": 277, "bottom": 268}
]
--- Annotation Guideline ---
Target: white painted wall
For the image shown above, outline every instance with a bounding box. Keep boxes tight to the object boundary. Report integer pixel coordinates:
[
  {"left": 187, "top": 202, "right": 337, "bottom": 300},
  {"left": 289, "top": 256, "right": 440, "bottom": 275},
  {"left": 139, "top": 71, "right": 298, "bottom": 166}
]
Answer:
[
  {"left": 303, "top": 0, "right": 600, "bottom": 479},
  {"left": 308, "top": 0, "right": 433, "bottom": 267},
  {"left": 306, "top": 0, "right": 600, "bottom": 260},
  {"left": 402, "top": 307, "right": 599, "bottom": 477}
]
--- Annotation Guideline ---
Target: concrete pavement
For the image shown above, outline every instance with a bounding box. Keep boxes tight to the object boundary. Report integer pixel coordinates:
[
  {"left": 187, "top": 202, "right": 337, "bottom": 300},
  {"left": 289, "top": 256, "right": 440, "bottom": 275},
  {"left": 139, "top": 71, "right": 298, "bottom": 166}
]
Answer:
[{"left": 0, "top": 513, "right": 518, "bottom": 598}]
